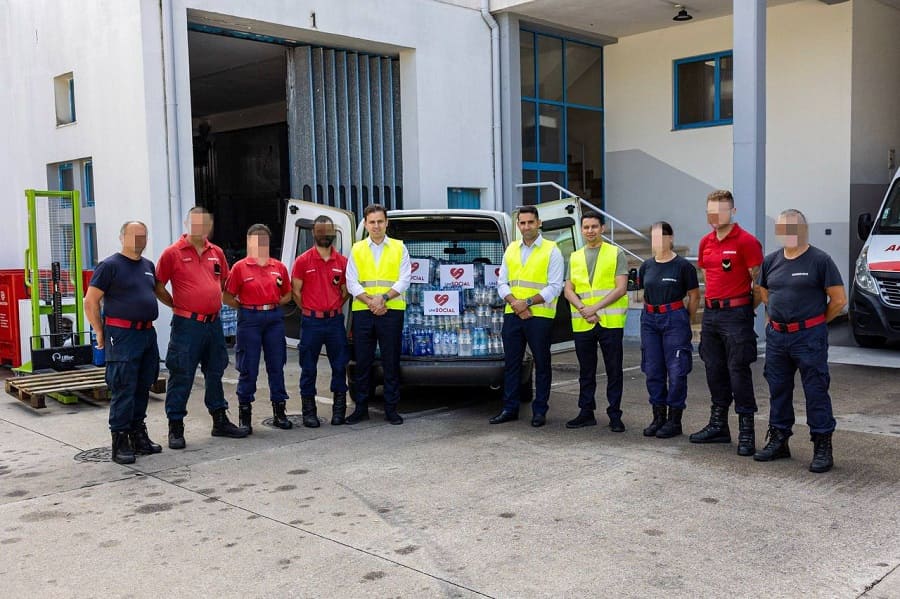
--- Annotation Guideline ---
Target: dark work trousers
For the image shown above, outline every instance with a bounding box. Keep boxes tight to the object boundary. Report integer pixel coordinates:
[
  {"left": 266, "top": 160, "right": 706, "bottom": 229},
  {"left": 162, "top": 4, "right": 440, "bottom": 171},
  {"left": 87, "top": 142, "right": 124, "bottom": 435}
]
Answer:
[
  {"left": 501, "top": 313, "right": 553, "bottom": 416},
  {"left": 764, "top": 323, "right": 835, "bottom": 434},
  {"left": 165, "top": 315, "right": 229, "bottom": 421},
  {"left": 574, "top": 324, "right": 624, "bottom": 418},
  {"left": 106, "top": 325, "right": 160, "bottom": 432},
  {"left": 235, "top": 308, "right": 288, "bottom": 404},
  {"left": 640, "top": 309, "right": 693, "bottom": 410},
  {"left": 699, "top": 304, "right": 758, "bottom": 414},
  {"left": 299, "top": 313, "right": 349, "bottom": 398},
  {"left": 352, "top": 309, "right": 403, "bottom": 410}
]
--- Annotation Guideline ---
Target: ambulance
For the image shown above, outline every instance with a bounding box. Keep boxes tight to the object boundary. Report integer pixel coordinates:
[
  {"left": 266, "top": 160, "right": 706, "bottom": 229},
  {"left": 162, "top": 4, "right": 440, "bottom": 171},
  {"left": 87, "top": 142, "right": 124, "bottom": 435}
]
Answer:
[
  {"left": 851, "top": 167, "right": 900, "bottom": 347},
  {"left": 280, "top": 199, "right": 586, "bottom": 401}
]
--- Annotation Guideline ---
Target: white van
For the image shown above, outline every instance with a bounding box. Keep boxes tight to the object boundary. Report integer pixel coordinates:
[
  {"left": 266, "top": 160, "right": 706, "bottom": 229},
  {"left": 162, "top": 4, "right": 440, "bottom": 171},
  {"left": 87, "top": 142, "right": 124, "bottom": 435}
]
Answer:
[
  {"left": 280, "top": 199, "right": 586, "bottom": 400},
  {"left": 851, "top": 167, "right": 900, "bottom": 347}
]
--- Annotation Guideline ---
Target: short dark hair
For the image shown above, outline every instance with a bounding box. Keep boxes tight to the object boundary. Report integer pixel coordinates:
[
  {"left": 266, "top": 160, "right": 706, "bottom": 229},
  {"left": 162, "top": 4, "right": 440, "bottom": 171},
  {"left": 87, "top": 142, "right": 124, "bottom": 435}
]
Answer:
[
  {"left": 187, "top": 206, "right": 213, "bottom": 219},
  {"left": 314, "top": 215, "right": 334, "bottom": 226},
  {"left": 651, "top": 221, "right": 674, "bottom": 236},
  {"left": 581, "top": 211, "right": 605, "bottom": 225},
  {"left": 363, "top": 204, "right": 387, "bottom": 219},
  {"left": 707, "top": 190, "right": 734, "bottom": 207},
  {"left": 247, "top": 223, "right": 271, "bottom": 237},
  {"left": 517, "top": 205, "right": 540, "bottom": 220}
]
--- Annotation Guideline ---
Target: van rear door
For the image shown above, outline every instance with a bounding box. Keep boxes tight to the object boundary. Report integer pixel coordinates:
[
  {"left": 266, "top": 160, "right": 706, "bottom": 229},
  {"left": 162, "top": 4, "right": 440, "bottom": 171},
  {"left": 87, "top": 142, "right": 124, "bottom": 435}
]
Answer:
[{"left": 281, "top": 200, "right": 356, "bottom": 345}]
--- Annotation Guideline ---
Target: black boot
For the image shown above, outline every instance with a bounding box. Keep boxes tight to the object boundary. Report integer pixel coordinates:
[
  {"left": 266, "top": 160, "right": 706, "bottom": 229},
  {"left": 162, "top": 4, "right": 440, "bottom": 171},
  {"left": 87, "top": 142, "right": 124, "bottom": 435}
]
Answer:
[
  {"left": 345, "top": 403, "right": 370, "bottom": 425},
  {"left": 111, "top": 431, "right": 135, "bottom": 465},
  {"left": 331, "top": 392, "right": 347, "bottom": 425},
  {"left": 301, "top": 396, "right": 319, "bottom": 428},
  {"left": 753, "top": 425, "right": 791, "bottom": 461},
  {"left": 384, "top": 406, "right": 404, "bottom": 425},
  {"left": 656, "top": 408, "right": 683, "bottom": 439},
  {"left": 642, "top": 406, "right": 667, "bottom": 437},
  {"left": 566, "top": 409, "right": 597, "bottom": 429},
  {"left": 273, "top": 401, "right": 293, "bottom": 430},
  {"left": 239, "top": 403, "right": 253, "bottom": 435},
  {"left": 809, "top": 432, "right": 834, "bottom": 473},
  {"left": 210, "top": 408, "right": 249, "bottom": 438},
  {"left": 131, "top": 422, "right": 162, "bottom": 455},
  {"left": 168, "top": 420, "right": 186, "bottom": 450},
  {"left": 737, "top": 413, "right": 756, "bottom": 456},
  {"left": 689, "top": 404, "right": 731, "bottom": 443}
]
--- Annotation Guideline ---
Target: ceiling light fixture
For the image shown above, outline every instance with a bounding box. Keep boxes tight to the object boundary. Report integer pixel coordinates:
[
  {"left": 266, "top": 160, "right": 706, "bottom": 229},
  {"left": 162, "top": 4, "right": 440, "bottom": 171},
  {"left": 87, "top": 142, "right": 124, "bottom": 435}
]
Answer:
[{"left": 673, "top": 4, "right": 693, "bottom": 22}]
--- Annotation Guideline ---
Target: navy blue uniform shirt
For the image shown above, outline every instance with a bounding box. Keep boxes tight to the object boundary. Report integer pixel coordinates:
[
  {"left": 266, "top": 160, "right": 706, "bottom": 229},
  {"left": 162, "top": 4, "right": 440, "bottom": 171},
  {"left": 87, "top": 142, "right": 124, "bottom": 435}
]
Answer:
[
  {"left": 89, "top": 253, "right": 159, "bottom": 322},
  {"left": 758, "top": 246, "right": 843, "bottom": 323},
  {"left": 638, "top": 255, "right": 699, "bottom": 306}
]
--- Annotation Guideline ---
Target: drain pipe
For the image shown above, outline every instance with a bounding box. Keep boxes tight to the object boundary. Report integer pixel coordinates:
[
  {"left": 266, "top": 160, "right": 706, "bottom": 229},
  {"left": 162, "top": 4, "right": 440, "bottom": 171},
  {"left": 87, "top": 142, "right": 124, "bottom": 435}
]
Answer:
[
  {"left": 161, "top": 0, "right": 183, "bottom": 241},
  {"left": 481, "top": 0, "right": 502, "bottom": 212}
]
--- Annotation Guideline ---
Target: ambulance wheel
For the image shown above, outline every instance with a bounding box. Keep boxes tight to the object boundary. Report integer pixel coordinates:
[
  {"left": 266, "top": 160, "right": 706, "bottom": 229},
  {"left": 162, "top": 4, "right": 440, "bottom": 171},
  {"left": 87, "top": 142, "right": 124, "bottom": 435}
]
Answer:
[{"left": 853, "top": 331, "right": 886, "bottom": 348}]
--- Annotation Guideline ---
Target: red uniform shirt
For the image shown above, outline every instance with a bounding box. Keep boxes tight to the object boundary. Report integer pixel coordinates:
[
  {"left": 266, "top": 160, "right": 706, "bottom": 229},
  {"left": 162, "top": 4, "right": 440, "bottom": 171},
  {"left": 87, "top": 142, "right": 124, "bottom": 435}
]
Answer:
[
  {"left": 698, "top": 223, "right": 764, "bottom": 300},
  {"left": 225, "top": 257, "right": 290, "bottom": 306},
  {"left": 291, "top": 246, "right": 347, "bottom": 312},
  {"left": 156, "top": 235, "right": 229, "bottom": 315}
]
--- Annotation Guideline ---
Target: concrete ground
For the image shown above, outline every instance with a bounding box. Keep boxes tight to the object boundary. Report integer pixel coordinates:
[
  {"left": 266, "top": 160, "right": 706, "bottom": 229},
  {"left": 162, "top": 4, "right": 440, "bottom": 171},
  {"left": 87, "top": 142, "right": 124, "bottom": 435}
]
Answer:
[{"left": 1, "top": 321, "right": 899, "bottom": 598}]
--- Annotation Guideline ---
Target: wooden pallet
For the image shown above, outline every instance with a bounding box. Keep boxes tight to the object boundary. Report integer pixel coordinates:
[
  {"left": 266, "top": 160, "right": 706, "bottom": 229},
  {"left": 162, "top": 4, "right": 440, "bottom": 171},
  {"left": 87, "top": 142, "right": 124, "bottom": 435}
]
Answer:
[{"left": 5, "top": 368, "right": 166, "bottom": 409}]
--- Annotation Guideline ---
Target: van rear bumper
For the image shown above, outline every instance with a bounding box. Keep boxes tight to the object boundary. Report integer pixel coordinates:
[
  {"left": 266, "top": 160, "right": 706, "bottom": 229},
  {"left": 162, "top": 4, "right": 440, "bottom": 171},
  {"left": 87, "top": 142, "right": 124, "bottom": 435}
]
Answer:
[
  {"left": 349, "top": 356, "right": 534, "bottom": 389},
  {"left": 849, "top": 286, "right": 900, "bottom": 341}
]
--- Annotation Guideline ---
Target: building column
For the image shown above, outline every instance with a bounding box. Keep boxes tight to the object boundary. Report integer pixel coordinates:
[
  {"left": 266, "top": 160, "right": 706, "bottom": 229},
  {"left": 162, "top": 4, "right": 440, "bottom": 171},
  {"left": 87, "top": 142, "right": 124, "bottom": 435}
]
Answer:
[{"left": 497, "top": 13, "right": 522, "bottom": 213}]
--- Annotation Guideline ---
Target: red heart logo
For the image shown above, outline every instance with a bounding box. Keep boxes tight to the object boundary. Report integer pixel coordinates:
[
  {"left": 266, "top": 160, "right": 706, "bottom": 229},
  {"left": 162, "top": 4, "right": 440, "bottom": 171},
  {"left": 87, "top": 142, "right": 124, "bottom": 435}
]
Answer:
[
  {"left": 411, "top": 261, "right": 420, "bottom": 273},
  {"left": 450, "top": 267, "right": 464, "bottom": 280},
  {"left": 435, "top": 294, "right": 449, "bottom": 306},
  {"left": 494, "top": 267, "right": 500, "bottom": 277}
]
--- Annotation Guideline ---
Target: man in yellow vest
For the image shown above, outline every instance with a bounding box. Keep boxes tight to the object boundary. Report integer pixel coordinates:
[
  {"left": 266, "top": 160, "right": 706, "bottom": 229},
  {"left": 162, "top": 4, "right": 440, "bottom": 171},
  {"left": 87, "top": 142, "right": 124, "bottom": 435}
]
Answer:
[
  {"left": 491, "top": 205, "right": 564, "bottom": 427},
  {"left": 345, "top": 204, "right": 411, "bottom": 425},
  {"left": 563, "top": 211, "right": 630, "bottom": 432}
]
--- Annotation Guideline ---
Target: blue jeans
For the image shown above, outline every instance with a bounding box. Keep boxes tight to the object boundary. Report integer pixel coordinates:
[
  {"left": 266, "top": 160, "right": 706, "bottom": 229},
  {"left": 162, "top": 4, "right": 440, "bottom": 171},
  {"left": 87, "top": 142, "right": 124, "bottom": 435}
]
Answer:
[
  {"left": 640, "top": 309, "right": 693, "bottom": 410},
  {"left": 164, "top": 315, "right": 229, "bottom": 421},
  {"left": 574, "top": 324, "right": 624, "bottom": 418},
  {"left": 105, "top": 326, "right": 160, "bottom": 432},
  {"left": 764, "top": 323, "right": 835, "bottom": 434},
  {"left": 699, "top": 305, "right": 758, "bottom": 414},
  {"left": 501, "top": 313, "right": 553, "bottom": 416},
  {"left": 352, "top": 309, "right": 403, "bottom": 409},
  {"left": 299, "top": 314, "right": 349, "bottom": 397},
  {"left": 235, "top": 308, "right": 288, "bottom": 404}
]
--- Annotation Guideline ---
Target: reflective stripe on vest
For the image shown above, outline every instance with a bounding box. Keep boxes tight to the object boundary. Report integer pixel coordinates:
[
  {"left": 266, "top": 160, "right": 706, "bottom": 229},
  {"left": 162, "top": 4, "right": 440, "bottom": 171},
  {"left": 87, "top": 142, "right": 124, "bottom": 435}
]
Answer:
[
  {"left": 350, "top": 238, "right": 407, "bottom": 311},
  {"left": 569, "top": 243, "right": 628, "bottom": 331},
  {"left": 503, "top": 239, "right": 558, "bottom": 319}
]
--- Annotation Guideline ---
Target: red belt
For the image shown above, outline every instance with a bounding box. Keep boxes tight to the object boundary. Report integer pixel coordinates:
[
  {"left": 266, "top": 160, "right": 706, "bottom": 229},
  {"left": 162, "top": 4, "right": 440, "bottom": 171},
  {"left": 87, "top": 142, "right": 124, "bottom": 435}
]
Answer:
[
  {"left": 769, "top": 314, "right": 827, "bottom": 333},
  {"left": 173, "top": 308, "right": 219, "bottom": 323},
  {"left": 242, "top": 304, "right": 278, "bottom": 311},
  {"left": 302, "top": 308, "right": 341, "bottom": 318},
  {"left": 705, "top": 295, "right": 752, "bottom": 309},
  {"left": 105, "top": 317, "right": 153, "bottom": 330},
  {"left": 645, "top": 300, "right": 685, "bottom": 314}
]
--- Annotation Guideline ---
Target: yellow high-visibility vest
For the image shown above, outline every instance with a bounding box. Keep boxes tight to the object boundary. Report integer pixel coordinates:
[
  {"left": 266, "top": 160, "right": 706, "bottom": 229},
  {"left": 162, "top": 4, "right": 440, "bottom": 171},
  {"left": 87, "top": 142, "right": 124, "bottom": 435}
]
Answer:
[
  {"left": 569, "top": 243, "right": 628, "bottom": 331},
  {"left": 350, "top": 237, "right": 407, "bottom": 312},
  {"left": 502, "top": 239, "right": 558, "bottom": 319}
]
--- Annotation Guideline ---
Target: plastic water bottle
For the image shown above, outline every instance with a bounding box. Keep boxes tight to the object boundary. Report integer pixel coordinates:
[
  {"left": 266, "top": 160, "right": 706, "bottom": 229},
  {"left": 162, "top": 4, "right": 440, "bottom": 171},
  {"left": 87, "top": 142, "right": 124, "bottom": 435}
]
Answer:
[
  {"left": 459, "top": 329, "right": 472, "bottom": 357},
  {"left": 436, "top": 330, "right": 446, "bottom": 356},
  {"left": 448, "top": 330, "right": 458, "bottom": 356}
]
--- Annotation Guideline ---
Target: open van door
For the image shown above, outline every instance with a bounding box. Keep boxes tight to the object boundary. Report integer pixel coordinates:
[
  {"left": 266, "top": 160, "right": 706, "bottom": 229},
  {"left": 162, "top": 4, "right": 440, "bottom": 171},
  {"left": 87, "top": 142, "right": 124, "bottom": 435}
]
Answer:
[
  {"left": 513, "top": 198, "right": 584, "bottom": 346},
  {"left": 281, "top": 200, "right": 356, "bottom": 345}
]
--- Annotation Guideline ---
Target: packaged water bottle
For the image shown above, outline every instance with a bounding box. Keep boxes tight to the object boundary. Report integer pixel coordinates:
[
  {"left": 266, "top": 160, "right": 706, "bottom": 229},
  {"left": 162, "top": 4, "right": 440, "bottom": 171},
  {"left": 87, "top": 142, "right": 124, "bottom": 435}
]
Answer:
[
  {"left": 449, "top": 330, "right": 458, "bottom": 356},
  {"left": 402, "top": 326, "right": 410, "bottom": 355},
  {"left": 436, "top": 331, "right": 446, "bottom": 356},
  {"left": 459, "top": 329, "right": 472, "bottom": 357}
]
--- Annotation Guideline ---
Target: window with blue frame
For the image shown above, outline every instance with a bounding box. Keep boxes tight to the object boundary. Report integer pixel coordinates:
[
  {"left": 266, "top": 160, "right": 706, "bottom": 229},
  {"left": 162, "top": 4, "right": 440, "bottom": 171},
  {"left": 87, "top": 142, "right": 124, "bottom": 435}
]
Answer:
[
  {"left": 53, "top": 72, "right": 76, "bottom": 126},
  {"left": 82, "top": 161, "right": 94, "bottom": 207},
  {"left": 520, "top": 30, "right": 604, "bottom": 206},
  {"left": 447, "top": 188, "right": 481, "bottom": 209},
  {"left": 673, "top": 51, "right": 733, "bottom": 129}
]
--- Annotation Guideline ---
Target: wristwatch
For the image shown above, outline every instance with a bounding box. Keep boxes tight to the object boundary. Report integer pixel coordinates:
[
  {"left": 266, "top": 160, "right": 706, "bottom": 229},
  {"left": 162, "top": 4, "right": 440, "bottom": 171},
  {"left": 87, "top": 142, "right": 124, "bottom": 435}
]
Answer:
[
  {"left": 382, "top": 293, "right": 391, "bottom": 302},
  {"left": 525, "top": 297, "right": 534, "bottom": 307}
]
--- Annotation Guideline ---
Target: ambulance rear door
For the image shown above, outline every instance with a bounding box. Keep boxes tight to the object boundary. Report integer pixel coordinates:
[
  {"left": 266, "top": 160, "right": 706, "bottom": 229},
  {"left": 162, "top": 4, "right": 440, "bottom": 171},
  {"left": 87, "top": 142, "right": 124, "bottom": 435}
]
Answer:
[{"left": 281, "top": 200, "right": 356, "bottom": 345}]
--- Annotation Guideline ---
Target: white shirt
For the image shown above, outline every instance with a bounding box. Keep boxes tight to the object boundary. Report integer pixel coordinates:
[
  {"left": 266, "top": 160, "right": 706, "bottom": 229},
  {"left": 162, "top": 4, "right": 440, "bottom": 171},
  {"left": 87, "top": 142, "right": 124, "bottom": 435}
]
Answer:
[
  {"left": 497, "top": 234, "right": 564, "bottom": 303},
  {"left": 346, "top": 237, "right": 412, "bottom": 298}
]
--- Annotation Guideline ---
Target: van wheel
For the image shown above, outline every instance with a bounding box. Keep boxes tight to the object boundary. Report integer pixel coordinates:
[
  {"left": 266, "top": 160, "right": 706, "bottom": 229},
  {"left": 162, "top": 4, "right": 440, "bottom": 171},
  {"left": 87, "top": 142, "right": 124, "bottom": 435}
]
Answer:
[{"left": 853, "top": 331, "right": 886, "bottom": 348}]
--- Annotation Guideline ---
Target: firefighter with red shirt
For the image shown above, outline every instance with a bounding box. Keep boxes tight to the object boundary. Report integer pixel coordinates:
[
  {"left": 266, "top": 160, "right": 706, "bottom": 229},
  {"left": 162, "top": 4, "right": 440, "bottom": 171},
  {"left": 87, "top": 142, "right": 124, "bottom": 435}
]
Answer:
[{"left": 689, "top": 190, "right": 764, "bottom": 456}]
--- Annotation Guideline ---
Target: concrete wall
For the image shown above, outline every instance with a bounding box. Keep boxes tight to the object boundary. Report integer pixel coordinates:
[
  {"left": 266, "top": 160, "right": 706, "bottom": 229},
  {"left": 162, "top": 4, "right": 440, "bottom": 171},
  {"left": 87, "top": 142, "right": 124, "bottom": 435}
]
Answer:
[
  {"left": 603, "top": 0, "right": 853, "bottom": 285},
  {"left": 849, "top": 0, "right": 900, "bottom": 276}
]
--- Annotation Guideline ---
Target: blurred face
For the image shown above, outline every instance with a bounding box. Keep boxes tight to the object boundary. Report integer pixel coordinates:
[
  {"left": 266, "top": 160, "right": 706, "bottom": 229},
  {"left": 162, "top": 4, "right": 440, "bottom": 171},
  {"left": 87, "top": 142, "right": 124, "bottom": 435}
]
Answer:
[
  {"left": 247, "top": 233, "right": 270, "bottom": 259},
  {"left": 707, "top": 200, "right": 735, "bottom": 229},
  {"left": 775, "top": 214, "right": 806, "bottom": 249},
  {"left": 581, "top": 217, "right": 603, "bottom": 245},
  {"left": 120, "top": 223, "right": 148, "bottom": 256},
  {"left": 313, "top": 221, "right": 336, "bottom": 248},
  {"left": 517, "top": 211, "right": 541, "bottom": 243},
  {"left": 188, "top": 211, "right": 213, "bottom": 240},
  {"left": 651, "top": 225, "right": 673, "bottom": 255},
  {"left": 365, "top": 210, "right": 388, "bottom": 242}
]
